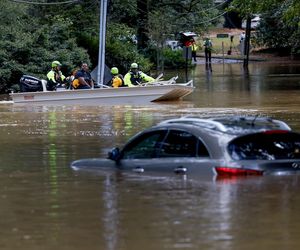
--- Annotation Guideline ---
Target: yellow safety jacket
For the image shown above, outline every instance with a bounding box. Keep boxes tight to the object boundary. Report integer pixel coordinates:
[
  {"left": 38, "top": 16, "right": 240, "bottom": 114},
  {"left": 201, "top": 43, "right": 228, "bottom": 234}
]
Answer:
[
  {"left": 124, "top": 71, "right": 155, "bottom": 87},
  {"left": 47, "top": 69, "right": 65, "bottom": 84},
  {"left": 192, "top": 43, "right": 198, "bottom": 52},
  {"left": 111, "top": 75, "right": 123, "bottom": 88}
]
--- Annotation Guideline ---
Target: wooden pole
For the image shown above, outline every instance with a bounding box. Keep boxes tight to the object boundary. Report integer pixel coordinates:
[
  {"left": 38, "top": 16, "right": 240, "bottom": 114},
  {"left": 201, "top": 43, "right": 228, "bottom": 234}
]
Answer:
[
  {"left": 222, "top": 41, "right": 224, "bottom": 66},
  {"left": 243, "top": 16, "right": 251, "bottom": 68}
]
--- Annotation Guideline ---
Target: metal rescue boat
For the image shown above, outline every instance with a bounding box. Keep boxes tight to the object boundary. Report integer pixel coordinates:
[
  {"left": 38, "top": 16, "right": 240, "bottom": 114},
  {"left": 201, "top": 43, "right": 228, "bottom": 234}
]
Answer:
[
  {"left": 10, "top": 2, "right": 194, "bottom": 105},
  {"left": 10, "top": 77, "right": 194, "bottom": 105}
]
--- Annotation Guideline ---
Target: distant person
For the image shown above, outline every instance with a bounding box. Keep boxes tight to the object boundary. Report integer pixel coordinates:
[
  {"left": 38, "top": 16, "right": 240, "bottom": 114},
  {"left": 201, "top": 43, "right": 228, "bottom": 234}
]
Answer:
[
  {"left": 203, "top": 38, "right": 213, "bottom": 63},
  {"left": 124, "top": 63, "right": 155, "bottom": 87},
  {"left": 191, "top": 39, "right": 198, "bottom": 62},
  {"left": 239, "top": 32, "right": 246, "bottom": 54},
  {"left": 109, "top": 67, "right": 124, "bottom": 88},
  {"left": 47, "top": 60, "right": 66, "bottom": 90},
  {"left": 72, "top": 63, "right": 94, "bottom": 89},
  {"left": 239, "top": 32, "right": 245, "bottom": 43}
]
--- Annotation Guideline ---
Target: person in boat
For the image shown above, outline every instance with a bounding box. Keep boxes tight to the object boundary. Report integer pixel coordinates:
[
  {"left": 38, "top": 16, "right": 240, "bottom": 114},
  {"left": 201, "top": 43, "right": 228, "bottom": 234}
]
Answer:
[
  {"left": 72, "top": 62, "right": 94, "bottom": 89},
  {"left": 124, "top": 63, "right": 155, "bottom": 87},
  {"left": 47, "top": 60, "right": 66, "bottom": 90},
  {"left": 109, "top": 67, "right": 124, "bottom": 88}
]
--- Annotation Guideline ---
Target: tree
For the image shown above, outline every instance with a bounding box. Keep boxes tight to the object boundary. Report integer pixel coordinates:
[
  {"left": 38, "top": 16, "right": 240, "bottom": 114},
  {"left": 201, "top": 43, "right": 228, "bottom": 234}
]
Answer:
[
  {"left": 230, "top": 0, "right": 300, "bottom": 55},
  {"left": 105, "top": 23, "right": 152, "bottom": 73},
  {"left": 0, "top": 0, "right": 91, "bottom": 93},
  {"left": 146, "top": 0, "right": 221, "bottom": 69},
  {"left": 149, "top": 0, "right": 220, "bottom": 34}
]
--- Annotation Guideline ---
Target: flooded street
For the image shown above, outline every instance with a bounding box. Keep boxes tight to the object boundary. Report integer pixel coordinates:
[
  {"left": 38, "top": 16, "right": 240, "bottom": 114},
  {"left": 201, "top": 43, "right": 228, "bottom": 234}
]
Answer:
[{"left": 1, "top": 61, "right": 300, "bottom": 250}]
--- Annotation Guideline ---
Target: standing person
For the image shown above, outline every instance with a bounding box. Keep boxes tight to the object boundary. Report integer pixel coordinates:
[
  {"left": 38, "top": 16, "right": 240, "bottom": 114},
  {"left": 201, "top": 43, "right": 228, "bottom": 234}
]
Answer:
[
  {"left": 203, "top": 37, "right": 213, "bottom": 63},
  {"left": 239, "top": 32, "right": 245, "bottom": 43},
  {"left": 109, "top": 67, "right": 124, "bottom": 88},
  {"left": 72, "top": 62, "right": 94, "bottom": 89},
  {"left": 191, "top": 39, "right": 198, "bottom": 62},
  {"left": 239, "top": 31, "right": 246, "bottom": 55},
  {"left": 124, "top": 63, "right": 155, "bottom": 87},
  {"left": 47, "top": 60, "right": 66, "bottom": 90}
]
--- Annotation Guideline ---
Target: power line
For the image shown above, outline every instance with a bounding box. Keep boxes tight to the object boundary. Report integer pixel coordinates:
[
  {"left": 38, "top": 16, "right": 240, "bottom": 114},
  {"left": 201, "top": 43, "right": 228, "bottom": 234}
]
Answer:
[
  {"left": 75, "top": 0, "right": 98, "bottom": 20},
  {"left": 127, "top": 0, "right": 228, "bottom": 15},
  {"left": 168, "top": 10, "right": 228, "bottom": 27},
  {"left": 195, "top": 0, "right": 228, "bottom": 14},
  {"left": 197, "top": 10, "right": 228, "bottom": 24},
  {"left": 10, "top": 0, "right": 79, "bottom": 5}
]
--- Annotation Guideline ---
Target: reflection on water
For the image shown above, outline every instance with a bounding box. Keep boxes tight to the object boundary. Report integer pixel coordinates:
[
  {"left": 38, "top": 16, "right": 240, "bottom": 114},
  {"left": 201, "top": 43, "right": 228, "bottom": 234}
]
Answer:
[{"left": 0, "top": 62, "right": 300, "bottom": 249}]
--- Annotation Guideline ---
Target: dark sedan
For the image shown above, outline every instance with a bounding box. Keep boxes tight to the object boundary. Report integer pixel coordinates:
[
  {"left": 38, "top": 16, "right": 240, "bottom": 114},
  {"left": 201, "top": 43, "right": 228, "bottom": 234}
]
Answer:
[{"left": 71, "top": 116, "right": 300, "bottom": 177}]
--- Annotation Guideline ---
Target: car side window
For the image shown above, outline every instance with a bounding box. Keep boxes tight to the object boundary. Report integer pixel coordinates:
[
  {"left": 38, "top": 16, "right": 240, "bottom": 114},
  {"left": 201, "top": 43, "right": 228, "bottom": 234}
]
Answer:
[
  {"left": 158, "top": 130, "right": 209, "bottom": 158},
  {"left": 122, "top": 130, "right": 167, "bottom": 159}
]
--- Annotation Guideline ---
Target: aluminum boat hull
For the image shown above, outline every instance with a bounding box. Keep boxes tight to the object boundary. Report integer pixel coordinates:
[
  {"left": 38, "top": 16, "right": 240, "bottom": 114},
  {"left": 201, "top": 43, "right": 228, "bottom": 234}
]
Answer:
[{"left": 10, "top": 83, "right": 194, "bottom": 105}]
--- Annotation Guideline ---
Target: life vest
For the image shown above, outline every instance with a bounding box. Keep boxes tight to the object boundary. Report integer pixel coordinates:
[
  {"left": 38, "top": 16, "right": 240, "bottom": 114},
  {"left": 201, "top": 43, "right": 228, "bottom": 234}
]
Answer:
[
  {"left": 129, "top": 71, "right": 142, "bottom": 85},
  {"left": 112, "top": 76, "right": 123, "bottom": 88},
  {"left": 70, "top": 69, "right": 79, "bottom": 89},
  {"left": 72, "top": 79, "right": 80, "bottom": 89}
]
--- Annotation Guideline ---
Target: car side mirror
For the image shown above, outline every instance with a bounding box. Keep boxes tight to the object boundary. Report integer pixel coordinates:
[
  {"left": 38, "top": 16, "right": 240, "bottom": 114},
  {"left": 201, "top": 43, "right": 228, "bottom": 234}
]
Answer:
[{"left": 108, "top": 147, "right": 121, "bottom": 161}]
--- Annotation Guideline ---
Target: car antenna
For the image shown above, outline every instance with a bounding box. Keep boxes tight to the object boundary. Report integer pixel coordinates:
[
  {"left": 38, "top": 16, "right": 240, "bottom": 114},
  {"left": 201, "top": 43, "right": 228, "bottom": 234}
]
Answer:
[{"left": 251, "top": 114, "right": 259, "bottom": 127}]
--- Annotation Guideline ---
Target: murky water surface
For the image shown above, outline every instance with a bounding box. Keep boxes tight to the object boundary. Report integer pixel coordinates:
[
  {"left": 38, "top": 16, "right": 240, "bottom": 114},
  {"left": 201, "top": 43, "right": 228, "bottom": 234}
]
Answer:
[{"left": 1, "top": 62, "right": 300, "bottom": 250}]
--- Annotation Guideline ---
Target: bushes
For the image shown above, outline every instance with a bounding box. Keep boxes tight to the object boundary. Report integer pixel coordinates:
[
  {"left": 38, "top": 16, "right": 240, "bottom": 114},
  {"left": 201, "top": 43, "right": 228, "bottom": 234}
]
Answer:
[
  {"left": 0, "top": 2, "right": 91, "bottom": 93},
  {"left": 162, "top": 48, "right": 190, "bottom": 68},
  {"left": 105, "top": 23, "right": 153, "bottom": 74}
]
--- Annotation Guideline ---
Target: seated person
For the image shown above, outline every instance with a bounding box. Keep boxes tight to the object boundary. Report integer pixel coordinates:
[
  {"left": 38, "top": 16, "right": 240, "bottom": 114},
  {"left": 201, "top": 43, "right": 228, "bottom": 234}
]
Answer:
[
  {"left": 109, "top": 67, "right": 124, "bottom": 88},
  {"left": 72, "top": 63, "right": 94, "bottom": 89},
  {"left": 124, "top": 63, "right": 155, "bottom": 87},
  {"left": 46, "top": 60, "right": 66, "bottom": 90}
]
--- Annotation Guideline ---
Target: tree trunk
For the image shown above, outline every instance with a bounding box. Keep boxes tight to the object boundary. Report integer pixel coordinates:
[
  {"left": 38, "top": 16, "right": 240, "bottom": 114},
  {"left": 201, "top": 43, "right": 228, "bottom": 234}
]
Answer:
[{"left": 243, "top": 16, "right": 251, "bottom": 68}]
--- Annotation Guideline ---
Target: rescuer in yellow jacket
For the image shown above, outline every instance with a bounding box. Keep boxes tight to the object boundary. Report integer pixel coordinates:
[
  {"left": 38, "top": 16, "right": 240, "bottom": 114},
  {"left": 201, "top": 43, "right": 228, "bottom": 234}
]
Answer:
[
  {"left": 109, "top": 67, "right": 124, "bottom": 88},
  {"left": 46, "top": 60, "right": 66, "bottom": 90},
  {"left": 124, "top": 63, "right": 155, "bottom": 87},
  {"left": 191, "top": 39, "right": 198, "bottom": 62}
]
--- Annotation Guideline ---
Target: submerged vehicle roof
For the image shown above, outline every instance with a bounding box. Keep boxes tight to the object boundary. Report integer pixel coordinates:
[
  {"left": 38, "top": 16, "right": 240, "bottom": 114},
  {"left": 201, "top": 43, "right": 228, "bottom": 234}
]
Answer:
[{"left": 157, "top": 116, "right": 291, "bottom": 135}]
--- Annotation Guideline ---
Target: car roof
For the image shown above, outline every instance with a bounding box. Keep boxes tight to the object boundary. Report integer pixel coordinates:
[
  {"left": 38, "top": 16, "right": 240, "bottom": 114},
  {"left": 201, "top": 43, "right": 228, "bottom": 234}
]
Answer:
[{"left": 157, "top": 116, "right": 291, "bottom": 135}]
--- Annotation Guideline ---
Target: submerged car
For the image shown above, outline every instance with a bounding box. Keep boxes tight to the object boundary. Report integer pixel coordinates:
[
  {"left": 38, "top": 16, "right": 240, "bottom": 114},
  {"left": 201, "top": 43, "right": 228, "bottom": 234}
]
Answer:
[{"left": 71, "top": 116, "right": 300, "bottom": 177}]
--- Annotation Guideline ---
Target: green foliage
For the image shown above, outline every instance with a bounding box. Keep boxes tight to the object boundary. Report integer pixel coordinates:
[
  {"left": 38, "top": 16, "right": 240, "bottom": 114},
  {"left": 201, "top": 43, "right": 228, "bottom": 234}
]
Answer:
[
  {"left": 0, "top": 1, "right": 91, "bottom": 93},
  {"left": 146, "top": 0, "right": 221, "bottom": 69},
  {"left": 108, "top": 0, "right": 137, "bottom": 26},
  {"left": 230, "top": 0, "right": 300, "bottom": 55},
  {"left": 162, "top": 48, "right": 189, "bottom": 68},
  {"left": 149, "top": 0, "right": 219, "bottom": 33},
  {"left": 256, "top": 14, "right": 300, "bottom": 54},
  {"left": 106, "top": 23, "right": 152, "bottom": 73}
]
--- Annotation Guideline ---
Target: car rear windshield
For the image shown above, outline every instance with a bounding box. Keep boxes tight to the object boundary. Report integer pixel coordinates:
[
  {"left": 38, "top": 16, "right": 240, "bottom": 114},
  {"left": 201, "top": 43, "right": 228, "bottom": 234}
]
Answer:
[{"left": 228, "top": 131, "right": 300, "bottom": 160}]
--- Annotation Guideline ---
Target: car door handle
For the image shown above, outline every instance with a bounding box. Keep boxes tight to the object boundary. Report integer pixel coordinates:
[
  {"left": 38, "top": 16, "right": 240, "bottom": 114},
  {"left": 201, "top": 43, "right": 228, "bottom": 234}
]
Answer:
[
  {"left": 174, "top": 166, "right": 187, "bottom": 174},
  {"left": 132, "top": 166, "right": 144, "bottom": 173}
]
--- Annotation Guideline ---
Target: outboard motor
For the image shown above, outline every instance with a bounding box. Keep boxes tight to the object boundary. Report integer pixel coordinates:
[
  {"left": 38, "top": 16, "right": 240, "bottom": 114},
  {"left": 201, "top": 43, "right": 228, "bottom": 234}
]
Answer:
[{"left": 19, "top": 75, "right": 43, "bottom": 92}]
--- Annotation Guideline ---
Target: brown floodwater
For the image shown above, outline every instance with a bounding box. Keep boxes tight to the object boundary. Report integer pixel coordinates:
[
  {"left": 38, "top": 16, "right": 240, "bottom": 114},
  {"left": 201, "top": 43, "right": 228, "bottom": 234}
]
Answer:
[{"left": 0, "top": 61, "right": 300, "bottom": 250}]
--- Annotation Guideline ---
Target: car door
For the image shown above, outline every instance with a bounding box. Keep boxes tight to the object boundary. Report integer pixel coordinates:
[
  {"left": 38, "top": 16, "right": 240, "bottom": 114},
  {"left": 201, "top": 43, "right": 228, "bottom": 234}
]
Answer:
[
  {"left": 154, "top": 129, "right": 214, "bottom": 176},
  {"left": 119, "top": 129, "right": 215, "bottom": 176},
  {"left": 119, "top": 129, "right": 168, "bottom": 172}
]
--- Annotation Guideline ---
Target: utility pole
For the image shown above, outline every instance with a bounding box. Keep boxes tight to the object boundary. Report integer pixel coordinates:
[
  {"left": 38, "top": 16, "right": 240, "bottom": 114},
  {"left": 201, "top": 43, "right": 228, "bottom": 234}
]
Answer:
[
  {"left": 243, "top": 16, "right": 251, "bottom": 68},
  {"left": 97, "top": 0, "right": 108, "bottom": 87}
]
